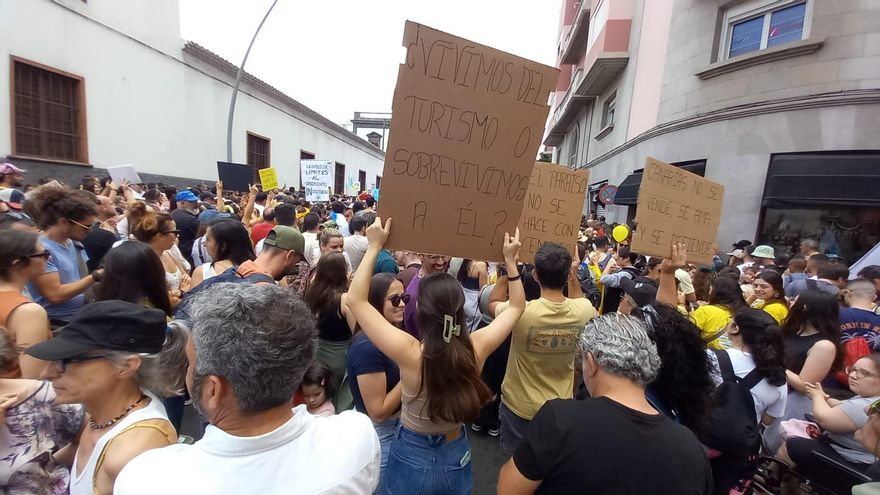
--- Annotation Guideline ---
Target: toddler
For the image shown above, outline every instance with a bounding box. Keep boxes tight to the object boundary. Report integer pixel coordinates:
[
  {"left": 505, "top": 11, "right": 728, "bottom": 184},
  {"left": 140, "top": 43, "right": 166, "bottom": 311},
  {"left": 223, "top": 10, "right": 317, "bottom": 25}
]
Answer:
[{"left": 299, "top": 362, "right": 336, "bottom": 417}]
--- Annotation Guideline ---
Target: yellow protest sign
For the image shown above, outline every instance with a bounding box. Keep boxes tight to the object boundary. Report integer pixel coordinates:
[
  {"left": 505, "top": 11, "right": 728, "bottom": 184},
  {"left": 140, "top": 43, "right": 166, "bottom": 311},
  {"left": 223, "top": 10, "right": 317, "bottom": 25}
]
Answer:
[{"left": 259, "top": 167, "right": 278, "bottom": 191}]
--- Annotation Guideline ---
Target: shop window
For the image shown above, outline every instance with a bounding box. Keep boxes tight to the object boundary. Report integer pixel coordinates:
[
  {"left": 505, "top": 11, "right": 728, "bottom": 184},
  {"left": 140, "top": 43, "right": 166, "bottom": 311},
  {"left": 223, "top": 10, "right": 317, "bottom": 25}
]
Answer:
[
  {"left": 721, "top": 1, "right": 810, "bottom": 60},
  {"left": 12, "top": 57, "right": 88, "bottom": 163},
  {"left": 758, "top": 207, "right": 880, "bottom": 265}
]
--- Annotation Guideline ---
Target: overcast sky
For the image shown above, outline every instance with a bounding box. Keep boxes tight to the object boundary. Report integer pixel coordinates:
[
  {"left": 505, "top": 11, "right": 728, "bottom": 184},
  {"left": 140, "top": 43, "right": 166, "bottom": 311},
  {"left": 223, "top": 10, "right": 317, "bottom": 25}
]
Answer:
[{"left": 178, "top": 0, "right": 561, "bottom": 126}]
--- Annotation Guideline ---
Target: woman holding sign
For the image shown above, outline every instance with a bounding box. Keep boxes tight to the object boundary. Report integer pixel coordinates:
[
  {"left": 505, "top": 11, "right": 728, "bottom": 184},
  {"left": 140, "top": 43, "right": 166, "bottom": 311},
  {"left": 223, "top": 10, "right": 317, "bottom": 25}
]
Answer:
[{"left": 348, "top": 217, "right": 524, "bottom": 494}]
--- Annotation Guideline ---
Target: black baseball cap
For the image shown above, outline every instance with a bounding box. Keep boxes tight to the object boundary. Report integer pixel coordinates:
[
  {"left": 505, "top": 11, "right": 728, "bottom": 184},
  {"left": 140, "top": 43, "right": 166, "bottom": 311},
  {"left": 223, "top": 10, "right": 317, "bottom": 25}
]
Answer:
[
  {"left": 732, "top": 239, "right": 753, "bottom": 250},
  {"left": 619, "top": 276, "right": 658, "bottom": 308},
  {"left": 25, "top": 301, "right": 167, "bottom": 361}
]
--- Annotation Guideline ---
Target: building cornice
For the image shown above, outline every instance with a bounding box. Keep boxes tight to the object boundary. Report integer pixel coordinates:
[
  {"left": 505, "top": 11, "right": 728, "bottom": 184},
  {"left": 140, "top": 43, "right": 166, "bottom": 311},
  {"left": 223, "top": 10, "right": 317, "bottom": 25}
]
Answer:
[{"left": 581, "top": 89, "right": 880, "bottom": 169}]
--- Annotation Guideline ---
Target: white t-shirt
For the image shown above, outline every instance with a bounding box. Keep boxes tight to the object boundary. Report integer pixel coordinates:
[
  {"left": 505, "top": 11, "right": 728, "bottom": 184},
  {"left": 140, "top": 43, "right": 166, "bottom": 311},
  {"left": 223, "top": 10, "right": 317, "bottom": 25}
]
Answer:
[
  {"left": 344, "top": 234, "right": 369, "bottom": 272},
  {"left": 707, "top": 348, "right": 788, "bottom": 424},
  {"left": 114, "top": 406, "right": 380, "bottom": 495},
  {"left": 303, "top": 231, "right": 320, "bottom": 267}
]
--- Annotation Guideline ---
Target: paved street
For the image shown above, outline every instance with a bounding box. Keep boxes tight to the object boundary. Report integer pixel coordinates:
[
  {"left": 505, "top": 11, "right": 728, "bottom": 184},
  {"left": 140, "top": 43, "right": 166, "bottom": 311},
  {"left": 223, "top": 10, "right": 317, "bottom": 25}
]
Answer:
[{"left": 180, "top": 406, "right": 507, "bottom": 493}]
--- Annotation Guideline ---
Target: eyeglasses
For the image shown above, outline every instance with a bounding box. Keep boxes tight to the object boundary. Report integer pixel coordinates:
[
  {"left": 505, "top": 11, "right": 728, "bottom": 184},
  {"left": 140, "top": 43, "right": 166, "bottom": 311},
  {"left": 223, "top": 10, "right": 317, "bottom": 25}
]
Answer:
[
  {"left": 846, "top": 366, "right": 877, "bottom": 380},
  {"left": 28, "top": 250, "right": 51, "bottom": 260},
  {"left": 68, "top": 218, "right": 91, "bottom": 231},
  {"left": 387, "top": 293, "right": 411, "bottom": 307},
  {"left": 53, "top": 354, "right": 108, "bottom": 372},
  {"left": 162, "top": 230, "right": 180, "bottom": 236}
]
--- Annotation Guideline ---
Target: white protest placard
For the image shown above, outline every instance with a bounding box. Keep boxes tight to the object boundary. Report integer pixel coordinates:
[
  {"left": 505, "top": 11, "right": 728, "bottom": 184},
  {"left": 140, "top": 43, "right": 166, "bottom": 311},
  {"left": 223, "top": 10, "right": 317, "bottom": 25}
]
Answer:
[
  {"left": 301, "top": 160, "right": 334, "bottom": 201},
  {"left": 106, "top": 165, "right": 142, "bottom": 185}
]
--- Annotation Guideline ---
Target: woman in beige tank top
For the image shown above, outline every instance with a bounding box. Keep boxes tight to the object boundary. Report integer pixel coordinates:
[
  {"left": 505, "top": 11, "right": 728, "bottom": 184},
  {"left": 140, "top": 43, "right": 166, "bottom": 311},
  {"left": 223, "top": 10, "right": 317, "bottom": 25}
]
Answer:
[{"left": 349, "top": 218, "right": 525, "bottom": 494}]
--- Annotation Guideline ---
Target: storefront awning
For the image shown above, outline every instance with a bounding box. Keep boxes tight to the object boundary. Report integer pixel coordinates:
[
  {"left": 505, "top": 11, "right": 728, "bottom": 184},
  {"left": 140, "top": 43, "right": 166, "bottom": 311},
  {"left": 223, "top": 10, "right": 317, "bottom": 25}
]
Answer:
[
  {"left": 763, "top": 153, "right": 880, "bottom": 208},
  {"left": 613, "top": 161, "right": 707, "bottom": 206}
]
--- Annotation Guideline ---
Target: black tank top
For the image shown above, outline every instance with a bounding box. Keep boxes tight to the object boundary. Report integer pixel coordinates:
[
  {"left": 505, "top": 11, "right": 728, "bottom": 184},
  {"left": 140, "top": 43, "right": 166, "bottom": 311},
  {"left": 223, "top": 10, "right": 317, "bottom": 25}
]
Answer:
[
  {"left": 784, "top": 333, "right": 829, "bottom": 374},
  {"left": 317, "top": 303, "right": 352, "bottom": 342}
]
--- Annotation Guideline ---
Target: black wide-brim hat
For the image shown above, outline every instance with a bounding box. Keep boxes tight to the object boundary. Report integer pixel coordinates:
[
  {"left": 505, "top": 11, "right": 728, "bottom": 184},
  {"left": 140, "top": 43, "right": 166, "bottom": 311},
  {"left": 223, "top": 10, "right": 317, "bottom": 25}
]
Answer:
[{"left": 26, "top": 300, "right": 167, "bottom": 361}]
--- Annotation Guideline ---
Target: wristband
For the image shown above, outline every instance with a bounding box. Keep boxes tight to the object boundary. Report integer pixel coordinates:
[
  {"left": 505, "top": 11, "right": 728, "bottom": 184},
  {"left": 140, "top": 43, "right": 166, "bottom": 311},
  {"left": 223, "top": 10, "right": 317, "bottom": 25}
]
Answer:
[{"left": 507, "top": 274, "right": 522, "bottom": 282}]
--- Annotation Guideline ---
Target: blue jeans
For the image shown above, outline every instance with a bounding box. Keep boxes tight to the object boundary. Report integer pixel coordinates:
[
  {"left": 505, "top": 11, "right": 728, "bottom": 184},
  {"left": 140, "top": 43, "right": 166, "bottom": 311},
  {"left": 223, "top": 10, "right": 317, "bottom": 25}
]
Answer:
[
  {"left": 374, "top": 416, "right": 399, "bottom": 493},
  {"left": 384, "top": 424, "right": 472, "bottom": 495}
]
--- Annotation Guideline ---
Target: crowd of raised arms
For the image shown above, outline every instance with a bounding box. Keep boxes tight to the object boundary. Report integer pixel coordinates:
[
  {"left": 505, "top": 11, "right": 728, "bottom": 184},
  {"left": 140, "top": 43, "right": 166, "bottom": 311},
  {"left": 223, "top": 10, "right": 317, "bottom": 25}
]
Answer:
[{"left": 3, "top": 162, "right": 880, "bottom": 495}]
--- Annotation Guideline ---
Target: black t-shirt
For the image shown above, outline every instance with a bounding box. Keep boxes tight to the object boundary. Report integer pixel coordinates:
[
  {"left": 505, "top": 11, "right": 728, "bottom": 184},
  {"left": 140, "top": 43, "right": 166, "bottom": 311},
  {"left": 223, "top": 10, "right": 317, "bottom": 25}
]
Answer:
[
  {"left": 514, "top": 397, "right": 712, "bottom": 495},
  {"left": 83, "top": 225, "right": 118, "bottom": 272},
  {"left": 171, "top": 209, "right": 199, "bottom": 264},
  {"left": 346, "top": 332, "right": 400, "bottom": 414}
]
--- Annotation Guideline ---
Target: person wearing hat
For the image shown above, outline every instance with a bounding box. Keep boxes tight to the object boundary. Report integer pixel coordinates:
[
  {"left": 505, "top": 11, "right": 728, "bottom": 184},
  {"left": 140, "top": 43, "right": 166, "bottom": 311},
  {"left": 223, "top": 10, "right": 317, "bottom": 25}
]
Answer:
[
  {"left": 25, "top": 301, "right": 188, "bottom": 495},
  {"left": 171, "top": 190, "right": 201, "bottom": 267},
  {"left": 0, "top": 163, "right": 25, "bottom": 190},
  {"left": 750, "top": 245, "right": 776, "bottom": 269},
  {"left": 0, "top": 187, "right": 26, "bottom": 212},
  {"left": 240, "top": 225, "right": 305, "bottom": 281},
  {"left": 617, "top": 276, "right": 659, "bottom": 316}
]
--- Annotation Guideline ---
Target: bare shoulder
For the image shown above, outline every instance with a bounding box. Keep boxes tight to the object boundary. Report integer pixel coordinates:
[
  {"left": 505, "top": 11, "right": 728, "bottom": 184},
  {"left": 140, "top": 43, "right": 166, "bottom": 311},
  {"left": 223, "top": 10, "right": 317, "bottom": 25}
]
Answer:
[{"left": 101, "top": 419, "right": 177, "bottom": 479}]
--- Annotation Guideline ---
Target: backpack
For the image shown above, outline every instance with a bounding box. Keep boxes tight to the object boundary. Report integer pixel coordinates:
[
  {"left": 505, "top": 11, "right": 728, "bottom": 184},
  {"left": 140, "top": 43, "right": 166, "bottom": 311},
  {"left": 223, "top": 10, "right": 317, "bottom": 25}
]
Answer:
[
  {"left": 174, "top": 266, "right": 275, "bottom": 322},
  {"left": 701, "top": 349, "right": 764, "bottom": 458}
]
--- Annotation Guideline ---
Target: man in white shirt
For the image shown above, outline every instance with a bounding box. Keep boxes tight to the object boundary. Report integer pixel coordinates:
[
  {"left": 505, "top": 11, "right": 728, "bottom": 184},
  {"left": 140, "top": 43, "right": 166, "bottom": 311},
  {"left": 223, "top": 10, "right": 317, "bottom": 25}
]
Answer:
[
  {"left": 115, "top": 284, "right": 381, "bottom": 494},
  {"left": 301, "top": 212, "right": 322, "bottom": 266},
  {"left": 344, "top": 213, "right": 372, "bottom": 272}
]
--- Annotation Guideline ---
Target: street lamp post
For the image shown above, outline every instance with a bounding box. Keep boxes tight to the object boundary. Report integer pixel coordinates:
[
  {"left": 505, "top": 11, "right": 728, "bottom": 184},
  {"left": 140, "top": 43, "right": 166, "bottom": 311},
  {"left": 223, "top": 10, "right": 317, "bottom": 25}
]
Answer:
[{"left": 226, "top": 0, "right": 279, "bottom": 163}]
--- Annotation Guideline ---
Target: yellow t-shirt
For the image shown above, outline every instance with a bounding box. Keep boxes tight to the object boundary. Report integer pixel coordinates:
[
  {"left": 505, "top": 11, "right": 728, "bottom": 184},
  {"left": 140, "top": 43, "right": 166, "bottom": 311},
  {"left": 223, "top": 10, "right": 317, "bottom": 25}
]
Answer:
[
  {"left": 753, "top": 300, "right": 789, "bottom": 325},
  {"left": 691, "top": 305, "right": 733, "bottom": 350},
  {"left": 496, "top": 297, "right": 599, "bottom": 420}
]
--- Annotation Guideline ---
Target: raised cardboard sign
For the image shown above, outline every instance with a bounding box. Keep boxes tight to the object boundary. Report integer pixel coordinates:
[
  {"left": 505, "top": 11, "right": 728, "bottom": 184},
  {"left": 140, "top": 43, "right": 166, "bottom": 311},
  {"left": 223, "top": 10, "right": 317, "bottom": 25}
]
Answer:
[
  {"left": 631, "top": 157, "right": 724, "bottom": 266},
  {"left": 258, "top": 167, "right": 278, "bottom": 191},
  {"left": 301, "top": 160, "right": 334, "bottom": 201},
  {"left": 376, "top": 21, "right": 559, "bottom": 261},
  {"left": 106, "top": 165, "right": 142, "bottom": 186},
  {"left": 517, "top": 163, "right": 589, "bottom": 264},
  {"left": 216, "top": 162, "right": 252, "bottom": 193}
]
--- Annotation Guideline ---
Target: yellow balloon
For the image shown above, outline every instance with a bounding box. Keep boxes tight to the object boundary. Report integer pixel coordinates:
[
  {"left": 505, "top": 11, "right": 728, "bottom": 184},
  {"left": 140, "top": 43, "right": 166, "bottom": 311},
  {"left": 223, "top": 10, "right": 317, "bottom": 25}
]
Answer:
[{"left": 612, "top": 225, "right": 630, "bottom": 243}]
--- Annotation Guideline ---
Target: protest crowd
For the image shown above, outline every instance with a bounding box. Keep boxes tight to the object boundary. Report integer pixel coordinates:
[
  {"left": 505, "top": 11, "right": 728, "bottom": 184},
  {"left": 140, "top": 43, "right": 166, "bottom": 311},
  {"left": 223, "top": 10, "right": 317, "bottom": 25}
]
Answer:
[{"left": 3, "top": 159, "right": 880, "bottom": 495}]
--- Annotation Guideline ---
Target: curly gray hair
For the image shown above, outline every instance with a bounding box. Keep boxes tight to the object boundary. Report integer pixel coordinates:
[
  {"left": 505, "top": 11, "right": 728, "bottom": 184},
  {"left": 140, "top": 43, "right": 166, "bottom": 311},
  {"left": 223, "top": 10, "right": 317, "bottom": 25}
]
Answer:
[
  {"left": 104, "top": 320, "right": 190, "bottom": 397},
  {"left": 189, "top": 283, "right": 317, "bottom": 413},
  {"left": 578, "top": 313, "right": 661, "bottom": 386}
]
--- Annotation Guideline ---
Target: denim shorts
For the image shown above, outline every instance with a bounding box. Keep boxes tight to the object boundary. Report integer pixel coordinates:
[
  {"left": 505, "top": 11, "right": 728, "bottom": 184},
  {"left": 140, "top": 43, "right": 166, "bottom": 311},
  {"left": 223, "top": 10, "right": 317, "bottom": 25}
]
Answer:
[
  {"left": 499, "top": 401, "right": 531, "bottom": 456},
  {"left": 384, "top": 424, "right": 472, "bottom": 495}
]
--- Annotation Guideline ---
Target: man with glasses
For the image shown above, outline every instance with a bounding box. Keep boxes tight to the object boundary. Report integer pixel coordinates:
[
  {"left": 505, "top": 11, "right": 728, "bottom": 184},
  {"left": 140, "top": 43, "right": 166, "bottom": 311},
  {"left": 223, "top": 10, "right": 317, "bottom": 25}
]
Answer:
[
  {"left": 171, "top": 190, "right": 201, "bottom": 267},
  {"left": 26, "top": 187, "right": 101, "bottom": 326},
  {"left": 402, "top": 252, "right": 450, "bottom": 339}
]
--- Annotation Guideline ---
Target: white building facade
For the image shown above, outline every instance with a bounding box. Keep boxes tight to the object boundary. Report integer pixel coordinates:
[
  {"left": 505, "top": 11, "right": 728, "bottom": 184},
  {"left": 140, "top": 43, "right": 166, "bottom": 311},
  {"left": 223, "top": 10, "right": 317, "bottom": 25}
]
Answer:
[{"left": 0, "top": 0, "right": 385, "bottom": 190}]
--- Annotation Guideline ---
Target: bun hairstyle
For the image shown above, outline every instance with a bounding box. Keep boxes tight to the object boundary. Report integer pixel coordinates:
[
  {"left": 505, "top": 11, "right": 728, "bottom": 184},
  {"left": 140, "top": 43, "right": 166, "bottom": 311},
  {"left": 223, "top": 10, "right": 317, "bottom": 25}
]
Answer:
[
  {"left": 732, "top": 309, "right": 786, "bottom": 386},
  {"left": 128, "top": 202, "right": 172, "bottom": 243},
  {"left": 416, "top": 273, "right": 492, "bottom": 423}
]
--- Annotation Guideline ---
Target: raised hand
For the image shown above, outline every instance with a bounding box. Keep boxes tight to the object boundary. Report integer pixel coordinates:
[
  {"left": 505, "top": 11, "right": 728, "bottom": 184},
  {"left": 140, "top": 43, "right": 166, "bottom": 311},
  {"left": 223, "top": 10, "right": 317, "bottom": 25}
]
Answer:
[
  {"left": 661, "top": 243, "right": 688, "bottom": 274},
  {"left": 502, "top": 228, "right": 521, "bottom": 263},
  {"left": 367, "top": 217, "right": 392, "bottom": 247}
]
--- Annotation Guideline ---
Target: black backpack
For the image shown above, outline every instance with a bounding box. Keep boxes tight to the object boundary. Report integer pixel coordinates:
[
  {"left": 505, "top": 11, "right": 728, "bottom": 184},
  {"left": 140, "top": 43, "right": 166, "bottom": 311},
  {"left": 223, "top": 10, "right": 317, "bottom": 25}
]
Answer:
[
  {"left": 701, "top": 349, "right": 764, "bottom": 458},
  {"left": 174, "top": 266, "right": 275, "bottom": 322}
]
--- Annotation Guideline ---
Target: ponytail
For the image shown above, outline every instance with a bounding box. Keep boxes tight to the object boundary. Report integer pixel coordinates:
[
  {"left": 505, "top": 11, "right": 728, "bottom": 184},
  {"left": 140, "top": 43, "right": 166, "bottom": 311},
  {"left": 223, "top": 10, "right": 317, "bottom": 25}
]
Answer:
[
  {"left": 105, "top": 321, "right": 190, "bottom": 397},
  {"left": 733, "top": 309, "right": 786, "bottom": 386}
]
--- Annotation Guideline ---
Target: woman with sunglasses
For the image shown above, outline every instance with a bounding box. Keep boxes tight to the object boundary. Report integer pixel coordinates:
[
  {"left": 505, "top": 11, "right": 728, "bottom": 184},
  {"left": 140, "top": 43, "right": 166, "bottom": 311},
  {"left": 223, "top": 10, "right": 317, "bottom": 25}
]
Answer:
[
  {"left": 779, "top": 354, "right": 880, "bottom": 488},
  {"left": 346, "top": 272, "right": 406, "bottom": 490},
  {"left": 25, "top": 187, "right": 99, "bottom": 326},
  {"left": 128, "top": 202, "right": 191, "bottom": 299},
  {"left": 348, "top": 217, "right": 524, "bottom": 494},
  {"left": 0, "top": 230, "right": 52, "bottom": 378},
  {"left": 304, "top": 252, "right": 356, "bottom": 412}
]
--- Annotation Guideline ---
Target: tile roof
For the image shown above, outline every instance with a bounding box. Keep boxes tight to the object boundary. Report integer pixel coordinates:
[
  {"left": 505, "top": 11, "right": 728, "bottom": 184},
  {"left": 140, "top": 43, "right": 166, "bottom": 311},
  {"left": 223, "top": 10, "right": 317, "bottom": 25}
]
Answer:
[{"left": 183, "top": 41, "right": 384, "bottom": 158}]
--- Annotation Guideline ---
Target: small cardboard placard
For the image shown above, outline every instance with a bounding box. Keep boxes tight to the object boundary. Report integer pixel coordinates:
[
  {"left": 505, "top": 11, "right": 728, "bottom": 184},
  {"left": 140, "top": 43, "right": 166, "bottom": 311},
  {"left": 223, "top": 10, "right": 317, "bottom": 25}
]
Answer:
[
  {"left": 517, "top": 163, "right": 589, "bottom": 264},
  {"left": 216, "top": 161, "right": 252, "bottom": 193},
  {"left": 258, "top": 167, "right": 278, "bottom": 191},
  {"left": 376, "top": 21, "right": 559, "bottom": 261},
  {"left": 105, "top": 165, "right": 142, "bottom": 185},
  {"left": 630, "top": 157, "right": 725, "bottom": 266},
  {"left": 301, "top": 160, "right": 334, "bottom": 201}
]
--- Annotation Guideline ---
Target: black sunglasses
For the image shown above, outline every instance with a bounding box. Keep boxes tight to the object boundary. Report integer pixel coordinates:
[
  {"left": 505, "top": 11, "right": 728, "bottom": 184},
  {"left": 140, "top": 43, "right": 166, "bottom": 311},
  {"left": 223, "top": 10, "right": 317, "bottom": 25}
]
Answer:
[
  {"left": 162, "top": 230, "right": 180, "bottom": 236},
  {"left": 54, "top": 354, "right": 108, "bottom": 372},
  {"left": 28, "top": 250, "right": 51, "bottom": 260},
  {"left": 388, "top": 293, "right": 411, "bottom": 307}
]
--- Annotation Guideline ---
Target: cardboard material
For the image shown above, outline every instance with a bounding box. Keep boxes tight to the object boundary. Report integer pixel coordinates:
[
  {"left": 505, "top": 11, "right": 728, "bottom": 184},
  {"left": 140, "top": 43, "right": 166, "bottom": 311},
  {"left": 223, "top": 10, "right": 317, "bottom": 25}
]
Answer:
[
  {"left": 631, "top": 157, "right": 725, "bottom": 266},
  {"left": 259, "top": 168, "right": 278, "bottom": 191},
  {"left": 301, "top": 160, "right": 334, "bottom": 201},
  {"left": 376, "top": 21, "right": 559, "bottom": 261},
  {"left": 216, "top": 162, "right": 252, "bottom": 193},
  {"left": 517, "top": 163, "right": 589, "bottom": 264},
  {"left": 106, "top": 165, "right": 142, "bottom": 185}
]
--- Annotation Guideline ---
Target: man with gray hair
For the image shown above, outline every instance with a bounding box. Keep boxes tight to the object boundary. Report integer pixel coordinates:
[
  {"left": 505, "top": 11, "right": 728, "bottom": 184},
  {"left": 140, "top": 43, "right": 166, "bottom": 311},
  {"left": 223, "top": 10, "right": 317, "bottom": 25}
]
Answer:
[
  {"left": 115, "top": 283, "right": 381, "bottom": 494},
  {"left": 497, "top": 313, "right": 711, "bottom": 494}
]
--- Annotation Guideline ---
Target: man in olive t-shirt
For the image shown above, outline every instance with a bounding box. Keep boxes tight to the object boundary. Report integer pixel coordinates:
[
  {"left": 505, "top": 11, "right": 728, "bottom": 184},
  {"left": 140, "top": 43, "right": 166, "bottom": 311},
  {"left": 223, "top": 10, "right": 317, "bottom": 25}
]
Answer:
[{"left": 489, "top": 243, "right": 598, "bottom": 455}]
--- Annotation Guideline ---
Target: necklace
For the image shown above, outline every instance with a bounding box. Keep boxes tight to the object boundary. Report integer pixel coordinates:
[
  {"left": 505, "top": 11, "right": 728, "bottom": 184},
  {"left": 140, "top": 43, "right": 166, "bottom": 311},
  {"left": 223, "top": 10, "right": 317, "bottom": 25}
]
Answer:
[{"left": 88, "top": 395, "right": 147, "bottom": 430}]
